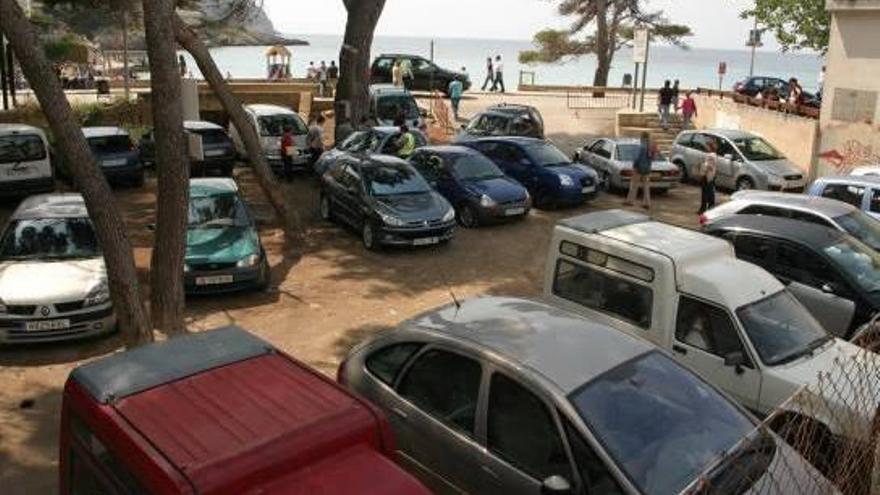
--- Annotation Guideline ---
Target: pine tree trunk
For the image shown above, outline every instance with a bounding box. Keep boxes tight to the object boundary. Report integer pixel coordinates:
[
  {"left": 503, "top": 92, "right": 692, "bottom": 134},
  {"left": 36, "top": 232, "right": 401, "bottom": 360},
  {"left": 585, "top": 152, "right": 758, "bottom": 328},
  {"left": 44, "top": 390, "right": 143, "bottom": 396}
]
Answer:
[
  {"left": 592, "top": 0, "right": 610, "bottom": 96},
  {"left": 0, "top": 0, "right": 152, "bottom": 346},
  {"left": 142, "top": 0, "right": 188, "bottom": 334},
  {"left": 173, "top": 15, "right": 301, "bottom": 238},
  {"left": 335, "top": 0, "right": 386, "bottom": 136}
]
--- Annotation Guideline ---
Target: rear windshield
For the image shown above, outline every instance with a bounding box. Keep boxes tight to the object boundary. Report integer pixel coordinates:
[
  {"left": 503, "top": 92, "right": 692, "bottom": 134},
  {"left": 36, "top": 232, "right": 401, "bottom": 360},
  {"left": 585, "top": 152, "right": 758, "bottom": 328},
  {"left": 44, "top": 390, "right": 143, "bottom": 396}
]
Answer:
[
  {"left": 617, "top": 144, "right": 641, "bottom": 162},
  {"left": 191, "top": 129, "right": 231, "bottom": 145},
  {"left": 0, "top": 134, "right": 47, "bottom": 164},
  {"left": 0, "top": 218, "right": 99, "bottom": 260},
  {"left": 376, "top": 95, "right": 420, "bottom": 121},
  {"left": 188, "top": 193, "right": 250, "bottom": 229},
  {"left": 87, "top": 135, "right": 132, "bottom": 154},
  {"left": 258, "top": 114, "right": 308, "bottom": 137}
]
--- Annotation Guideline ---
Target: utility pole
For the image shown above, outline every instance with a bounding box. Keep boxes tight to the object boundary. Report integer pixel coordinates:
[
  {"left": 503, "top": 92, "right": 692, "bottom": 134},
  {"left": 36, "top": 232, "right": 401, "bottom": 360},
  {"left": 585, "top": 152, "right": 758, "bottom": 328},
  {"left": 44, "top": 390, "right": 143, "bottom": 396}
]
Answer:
[
  {"left": 0, "top": 36, "right": 8, "bottom": 110},
  {"left": 122, "top": 12, "right": 130, "bottom": 101},
  {"left": 748, "top": 16, "right": 760, "bottom": 77}
]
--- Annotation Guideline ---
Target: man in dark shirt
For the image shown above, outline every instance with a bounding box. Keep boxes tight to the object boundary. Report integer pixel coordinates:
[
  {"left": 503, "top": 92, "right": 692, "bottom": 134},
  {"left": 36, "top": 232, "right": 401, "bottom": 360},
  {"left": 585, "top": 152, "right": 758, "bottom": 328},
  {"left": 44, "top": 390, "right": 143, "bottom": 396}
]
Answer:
[{"left": 658, "top": 80, "right": 674, "bottom": 130}]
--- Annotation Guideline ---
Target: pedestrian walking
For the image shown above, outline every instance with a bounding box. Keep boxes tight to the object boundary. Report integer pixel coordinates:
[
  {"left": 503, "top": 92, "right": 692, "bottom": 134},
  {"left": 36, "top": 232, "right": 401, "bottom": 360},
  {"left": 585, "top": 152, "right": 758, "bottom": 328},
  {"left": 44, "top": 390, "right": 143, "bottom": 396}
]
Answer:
[
  {"left": 307, "top": 61, "right": 317, "bottom": 80},
  {"left": 658, "top": 80, "right": 674, "bottom": 130},
  {"left": 699, "top": 140, "right": 718, "bottom": 214},
  {"left": 681, "top": 91, "right": 698, "bottom": 129},
  {"left": 328, "top": 61, "right": 339, "bottom": 95},
  {"left": 318, "top": 61, "right": 329, "bottom": 96},
  {"left": 481, "top": 57, "right": 494, "bottom": 91},
  {"left": 392, "top": 60, "right": 403, "bottom": 87},
  {"left": 400, "top": 58, "right": 414, "bottom": 89},
  {"left": 281, "top": 126, "right": 296, "bottom": 181},
  {"left": 788, "top": 77, "right": 803, "bottom": 106},
  {"left": 307, "top": 115, "right": 326, "bottom": 170},
  {"left": 491, "top": 55, "right": 505, "bottom": 93},
  {"left": 178, "top": 55, "right": 187, "bottom": 77},
  {"left": 448, "top": 78, "right": 464, "bottom": 120},
  {"left": 624, "top": 132, "right": 654, "bottom": 210},
  {"left": 671, "top": 79, "right": 681, "bottom": 112}
]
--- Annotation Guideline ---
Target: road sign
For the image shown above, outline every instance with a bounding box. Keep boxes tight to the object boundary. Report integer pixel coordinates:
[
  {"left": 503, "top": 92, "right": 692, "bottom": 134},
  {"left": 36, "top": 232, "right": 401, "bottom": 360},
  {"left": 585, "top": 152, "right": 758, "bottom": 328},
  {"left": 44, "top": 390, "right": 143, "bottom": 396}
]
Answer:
[
  {"left": 633, "top": 29, "right": 649, "bottom": 64},
  {"left": 747, "top": 29, "right": 763, "bottom": 48},
  {"left": 718, "top": 62, "right": 727, "bottom": 75}
]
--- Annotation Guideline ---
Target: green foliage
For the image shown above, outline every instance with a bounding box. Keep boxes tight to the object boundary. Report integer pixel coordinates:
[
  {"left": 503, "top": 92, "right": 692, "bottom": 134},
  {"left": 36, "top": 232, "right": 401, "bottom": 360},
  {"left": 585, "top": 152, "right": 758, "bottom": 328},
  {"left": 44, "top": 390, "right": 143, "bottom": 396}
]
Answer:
[
  {"left": 44, "top": 34, "right": 91, "bottom": 63},
  {"left": 519, "top": 30, "right": 591, "bottom": 64},
  {"left": 743, "top": 0, "right": 829, "bottom": 53}
]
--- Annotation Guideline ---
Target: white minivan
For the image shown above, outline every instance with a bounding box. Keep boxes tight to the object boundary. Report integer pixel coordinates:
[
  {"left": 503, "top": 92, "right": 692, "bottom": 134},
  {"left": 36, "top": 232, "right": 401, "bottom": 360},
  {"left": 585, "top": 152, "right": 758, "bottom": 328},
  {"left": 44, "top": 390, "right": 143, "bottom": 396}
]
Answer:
[
  {"left": 0, "top": 124, "right": 55, "bottom": 195},
  {"left": 228, "top": 104, "right": 309, "bottom": 174}
]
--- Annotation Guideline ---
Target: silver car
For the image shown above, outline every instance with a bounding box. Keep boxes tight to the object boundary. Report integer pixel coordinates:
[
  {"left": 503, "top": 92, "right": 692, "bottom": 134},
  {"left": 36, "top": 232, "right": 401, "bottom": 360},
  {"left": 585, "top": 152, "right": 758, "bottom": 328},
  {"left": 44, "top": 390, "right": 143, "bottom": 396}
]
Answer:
[
  {"left": 0, "top": 194, "right": 115, "bottom": 344},
  {"left": 574, "top": 137, "right": 681, "bottom": 192},
  {"left": 807, "top": 174, "right": 880, "bottom": 222},
  {"left": 339, "top": 296, "right": 832, "bottom": 495},
  {"left": 670, "top": 129, "right": 806, "bottom": 192}
]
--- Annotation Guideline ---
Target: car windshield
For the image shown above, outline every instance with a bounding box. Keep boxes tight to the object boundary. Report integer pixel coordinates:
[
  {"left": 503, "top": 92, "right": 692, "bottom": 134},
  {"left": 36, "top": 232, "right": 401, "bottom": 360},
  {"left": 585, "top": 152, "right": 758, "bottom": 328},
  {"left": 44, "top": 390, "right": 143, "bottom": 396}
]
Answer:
[
  {"left": 570, "top": 352, "right": 756, "bottom": 495},
  {"left": 0, "top": 218, "right": 99, "bottom": 260},
  {"left": 258, "top": 114, "right": 307, "bottom": 137},
  {"left": 526, "top": 143, "right": 571, "bottom": 167},
  {"left": 0, "top": 134, "right": 46, "bottom": 164},
  {"left": 737, "top": 291, "right": 831, "bottom": 366},
  {"left": 188, "top": 193, "right": 250, "bottom": 229},
  {"left": 731, "top": 137, "right": 785, "bottom": 161},
  {"left": 617, "top": 144, "right": 641, "bottom": 162},
  {"left": 339, "top": 131, "right": 371, "bottom": 152},
  {"left": 376, "top": 96, "right": 420, "bottom": 121},
  {"left": 833, "top": 211, "right": 880, "bottom": 251},
  {"left": 450, "top": 154, "right": 505, "bottom": 181},
  {"left": 364, "top": 164, "right": 431, "bottom": 196},
  {"left": 823, "top": 238, "right": 880, "bottom": 293},
  {"left": 87, "top": 135, "right": 132, "bottom": 154}
]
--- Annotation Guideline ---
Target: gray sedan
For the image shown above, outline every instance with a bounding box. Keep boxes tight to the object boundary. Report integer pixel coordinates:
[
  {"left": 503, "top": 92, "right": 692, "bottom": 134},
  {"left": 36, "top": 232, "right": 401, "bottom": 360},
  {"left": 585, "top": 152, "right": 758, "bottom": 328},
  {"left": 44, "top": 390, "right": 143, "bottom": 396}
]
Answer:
[
  {"left": 574, "top": 137, "right": 681, "bottom": 192},
  {"left": 339, "top": 296, "right": 832, "bottom": 495}
]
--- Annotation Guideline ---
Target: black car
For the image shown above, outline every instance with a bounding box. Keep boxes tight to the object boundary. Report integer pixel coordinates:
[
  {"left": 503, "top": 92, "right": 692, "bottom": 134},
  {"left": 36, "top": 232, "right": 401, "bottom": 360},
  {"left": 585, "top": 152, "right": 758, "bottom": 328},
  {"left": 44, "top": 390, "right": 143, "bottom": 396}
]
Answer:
[
  {"left": 456, "top": 103, "right": 545, "bottom": 141},
  {"left": 319, "top": 155, "right": 456, "bottom": 250},
  {"left": 706, "top": 214, "right": 880, "bottom": 338},
  {"left": 733, "top": 76, "right": 820, "bottom": 108},
  {"left": 371, "top": 54, "right": 471, "bottom": 94},
  {"left": 72, "top": 127, "right": 144, "bottom": 187},
  {"left": 141, "top": 120, "right": 236, "bottom": 177}
]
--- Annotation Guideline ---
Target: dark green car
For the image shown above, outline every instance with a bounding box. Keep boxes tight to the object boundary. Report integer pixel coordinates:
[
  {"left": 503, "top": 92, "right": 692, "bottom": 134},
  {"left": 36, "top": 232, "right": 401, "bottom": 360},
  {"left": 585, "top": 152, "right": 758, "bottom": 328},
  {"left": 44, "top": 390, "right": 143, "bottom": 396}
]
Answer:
[{"left": 184, "top": 178, "right": 269, "bottom": 294}]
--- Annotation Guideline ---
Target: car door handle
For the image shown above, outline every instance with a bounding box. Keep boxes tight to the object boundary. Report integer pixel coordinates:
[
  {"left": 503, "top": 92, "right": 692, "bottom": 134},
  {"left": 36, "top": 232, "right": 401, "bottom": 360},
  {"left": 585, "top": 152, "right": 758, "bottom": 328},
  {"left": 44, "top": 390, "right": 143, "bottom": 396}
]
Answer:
[
  {"left": 390, "top": 407, "right": 408, "bottom": 420},
  {"left": 672, "top": 344, "right": 688, "bottom": 355}
]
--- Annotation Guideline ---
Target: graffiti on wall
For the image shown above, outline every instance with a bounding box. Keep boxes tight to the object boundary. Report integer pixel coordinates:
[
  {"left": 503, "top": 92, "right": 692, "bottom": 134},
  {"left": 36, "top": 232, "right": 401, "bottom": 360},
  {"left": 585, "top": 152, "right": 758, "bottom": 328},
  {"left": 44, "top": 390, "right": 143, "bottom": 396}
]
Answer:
[{"left": 819, "top": 139, "right": 880, "bottom": 175}]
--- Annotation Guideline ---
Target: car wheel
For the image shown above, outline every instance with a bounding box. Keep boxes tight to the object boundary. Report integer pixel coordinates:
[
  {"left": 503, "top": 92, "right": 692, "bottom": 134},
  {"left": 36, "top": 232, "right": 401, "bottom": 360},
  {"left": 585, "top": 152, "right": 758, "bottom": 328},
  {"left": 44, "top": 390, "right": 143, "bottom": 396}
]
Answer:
[
  {"left": 362, "top": 221, "right": 379, "bottom": 251},
  {"left": 255, "top": 257, "right": 270, "bottom": 291},
  {"left": 458, "top": 205, "right": 480, "bottom": 228},
  {"left": 601, "top": 171, "right": 613, "bottom": 192},
  {"left": 319, "top": 194, "right": 333, "bottom": 222},
  {"left": 736, "top": 176, "right": 755, "bottom": 191},
  {"left": 674, "top": 161, "right": 689, "bottom": 183}
]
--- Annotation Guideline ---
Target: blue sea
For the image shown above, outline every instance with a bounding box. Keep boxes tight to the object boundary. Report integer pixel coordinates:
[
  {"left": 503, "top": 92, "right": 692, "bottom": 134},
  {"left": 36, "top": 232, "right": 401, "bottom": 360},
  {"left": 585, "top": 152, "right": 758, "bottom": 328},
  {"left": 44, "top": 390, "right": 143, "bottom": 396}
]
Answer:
[{"left": 181, "top": 34, "right": 824, "bottom": 92}]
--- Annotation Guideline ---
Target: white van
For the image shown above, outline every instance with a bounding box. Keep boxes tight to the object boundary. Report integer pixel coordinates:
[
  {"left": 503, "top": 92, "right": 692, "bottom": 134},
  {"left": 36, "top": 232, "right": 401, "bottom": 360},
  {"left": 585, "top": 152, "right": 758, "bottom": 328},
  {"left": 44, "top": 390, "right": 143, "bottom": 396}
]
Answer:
[
  {"left": 0, "top": 124, "right": 54, "bottom": 195},
  {"left": 228, "top": 104, "right": 309, "bottom": 174}
]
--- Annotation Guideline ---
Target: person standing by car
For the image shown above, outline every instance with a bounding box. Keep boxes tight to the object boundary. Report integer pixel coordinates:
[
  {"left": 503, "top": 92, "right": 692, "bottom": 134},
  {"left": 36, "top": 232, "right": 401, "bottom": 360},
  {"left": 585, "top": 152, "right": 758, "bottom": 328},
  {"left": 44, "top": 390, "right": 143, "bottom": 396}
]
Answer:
[
  {"left": 658, "top": 80, "right": 674, "bottom": 130},
  {"left": 788, "top": 77, "right": 804, "bottom": 106},
  {"left": 307, "top": 115, "right": 326, "bottom": 170},
  {"left": 448, "top": 78, "right": 464, "bottom": 120},
  {"left": 625, "top": 132, "right": 653, "bottom": 209},
  {"left": 400, "top": 58, "right": 414, "bottom": 90},
  {"left": 281, "top": 125, "right": 295, "bottom": 181},
  {"left": 392, "top": 60, "right": 403, "bottom": 87},
  {"left": 491, "top": 55, "right": 505, "bottom": 93},
  {"left": 395, "top": 124, "right": 417, "bottom": 159},
  {"left": 681, "top": 91, "right": 698, "bottom": 129},
  {"left": 698, "top": 140, "right": 718, "bottom": 214},
  {"left": 481, "top": 57, "right": 494, "bottom": 91}
]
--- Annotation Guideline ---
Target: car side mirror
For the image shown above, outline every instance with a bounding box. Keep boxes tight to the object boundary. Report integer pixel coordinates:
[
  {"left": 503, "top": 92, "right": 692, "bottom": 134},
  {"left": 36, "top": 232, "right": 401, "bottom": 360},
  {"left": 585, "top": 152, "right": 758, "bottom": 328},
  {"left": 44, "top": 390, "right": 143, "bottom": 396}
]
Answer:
[
  {"left": 724, "top": 351, "right": 746, "bottom": 375},
  {"left": 541, "top": 476, "right": 573, "bottom": 495}
]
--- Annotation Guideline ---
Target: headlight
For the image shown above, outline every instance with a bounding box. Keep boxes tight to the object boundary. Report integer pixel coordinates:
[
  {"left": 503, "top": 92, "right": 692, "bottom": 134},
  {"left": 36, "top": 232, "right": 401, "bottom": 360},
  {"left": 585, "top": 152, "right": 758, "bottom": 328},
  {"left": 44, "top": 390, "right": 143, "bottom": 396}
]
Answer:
[
  {"left": 84, "top": 282, "right": 110, "bottom": 307},
  {"left": 184, "top": 263, "right": 191, "bottom": 273},
  {"left": 442, "top": 208, "right": 456, "bottom": 222},
  {"left": 479, "top": 194, "right": 496, "bottom": 208},
  {"left": 559, "top": 174, "right": 575, "bottom": 187},
  {"left": 236, "top": 253, "right": 261, "bottom": 268},
  {"left": 379, "top": 212, "right": 407, "bottom": 227},
  {"left": 765, "top": 174, "right": 784, "bottom": 185}
]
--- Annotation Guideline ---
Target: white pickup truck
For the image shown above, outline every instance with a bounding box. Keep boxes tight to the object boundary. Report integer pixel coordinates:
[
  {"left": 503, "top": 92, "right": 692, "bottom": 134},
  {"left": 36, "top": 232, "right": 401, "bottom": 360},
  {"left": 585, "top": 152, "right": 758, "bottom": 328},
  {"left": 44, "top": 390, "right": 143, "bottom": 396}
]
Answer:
[{"left": 543, "top": 209, "right": 878, "bottom": 446}]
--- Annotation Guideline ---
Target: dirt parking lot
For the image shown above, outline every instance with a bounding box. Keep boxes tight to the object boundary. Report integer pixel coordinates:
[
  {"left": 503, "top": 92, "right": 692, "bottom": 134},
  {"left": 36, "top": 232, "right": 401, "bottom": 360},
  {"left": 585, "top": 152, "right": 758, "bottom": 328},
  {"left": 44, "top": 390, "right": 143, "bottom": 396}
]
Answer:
[{"left": 0, "top": 99, "right": 725, "bottom": 493}]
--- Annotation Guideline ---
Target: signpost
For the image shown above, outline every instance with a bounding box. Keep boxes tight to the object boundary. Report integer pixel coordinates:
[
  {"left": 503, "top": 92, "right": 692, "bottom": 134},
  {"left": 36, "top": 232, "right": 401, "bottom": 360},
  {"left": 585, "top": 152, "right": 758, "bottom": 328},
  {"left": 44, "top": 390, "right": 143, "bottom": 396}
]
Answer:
[
  {"left": 747, "top": 17, "right": 763, "bottom": 77},
  {"left": 633, "top": 29, "right": 650, "bottom": 112},
  {"left": 718, "top": 61, "right": 727, "bottom": 90}
]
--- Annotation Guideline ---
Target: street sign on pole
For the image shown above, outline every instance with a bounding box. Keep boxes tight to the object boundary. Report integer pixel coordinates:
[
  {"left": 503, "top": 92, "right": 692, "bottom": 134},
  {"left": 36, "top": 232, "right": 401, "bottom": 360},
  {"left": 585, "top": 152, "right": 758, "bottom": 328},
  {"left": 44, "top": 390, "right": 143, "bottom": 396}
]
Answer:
[
  {"left": 633, "top": 29, "right": 649, "bottom": 64},
  {"left": 718, "top": 61, "right": 727, "bottom": 90}
]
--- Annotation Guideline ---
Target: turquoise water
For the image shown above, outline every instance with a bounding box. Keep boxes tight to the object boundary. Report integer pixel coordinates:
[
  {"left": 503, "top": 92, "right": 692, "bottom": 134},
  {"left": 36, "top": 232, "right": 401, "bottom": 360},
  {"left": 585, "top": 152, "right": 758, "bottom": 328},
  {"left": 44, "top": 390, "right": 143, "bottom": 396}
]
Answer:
[{"left": 181, "top": 34, "right": 824, "bottom": 92}]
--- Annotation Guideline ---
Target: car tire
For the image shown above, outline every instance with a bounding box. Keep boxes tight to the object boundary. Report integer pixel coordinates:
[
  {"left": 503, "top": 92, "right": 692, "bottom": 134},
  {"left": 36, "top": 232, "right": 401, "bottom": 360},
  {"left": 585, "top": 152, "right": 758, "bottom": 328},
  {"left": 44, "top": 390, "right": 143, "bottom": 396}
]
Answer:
[
  {"left": 601, "top": 171, "right": 613, "bottom": 192},
  {"left": 319, "top": 193, "right": 333, "bottom": 222},
  {"left": 458, "top": 205, "right": 480, "bottom": 229},
  {"left": 674, "top": 160, "right": 689, "bottom": 183},
  {"left": 362, "top": 221, "right": 379, "bottom": 251},
  {"left": 736, "top": 176, "right": 755, "bottom": 191},
  {"left": 255, "top": 256, "right": 271, "bottom": 291}
]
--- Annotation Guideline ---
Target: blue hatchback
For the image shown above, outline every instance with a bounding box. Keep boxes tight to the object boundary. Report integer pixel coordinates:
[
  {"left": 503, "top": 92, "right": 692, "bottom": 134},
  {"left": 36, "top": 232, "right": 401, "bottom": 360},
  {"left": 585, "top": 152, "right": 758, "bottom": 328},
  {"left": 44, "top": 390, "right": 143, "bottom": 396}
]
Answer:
[
  {"left": 409, "top": 146, "right": 531, "bottom": 228},
  {"left": 461, "top": 137, "right": 598, "bottom": 209}
]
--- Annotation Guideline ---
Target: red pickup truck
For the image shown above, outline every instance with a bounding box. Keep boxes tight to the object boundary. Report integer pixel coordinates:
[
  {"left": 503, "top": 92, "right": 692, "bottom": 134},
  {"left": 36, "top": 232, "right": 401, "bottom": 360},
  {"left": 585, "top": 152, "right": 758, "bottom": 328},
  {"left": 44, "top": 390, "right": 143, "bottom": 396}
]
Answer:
[{"left": 59, "top": 326, "right": 430, "bottom": 494}]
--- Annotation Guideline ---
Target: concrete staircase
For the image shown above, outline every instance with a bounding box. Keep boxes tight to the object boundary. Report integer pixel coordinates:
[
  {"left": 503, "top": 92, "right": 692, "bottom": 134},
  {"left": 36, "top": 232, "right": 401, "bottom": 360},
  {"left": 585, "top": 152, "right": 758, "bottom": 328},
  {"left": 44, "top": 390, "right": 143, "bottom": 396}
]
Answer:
[{"left": 616, "top": 111, "right": 685, "bottom": 155}]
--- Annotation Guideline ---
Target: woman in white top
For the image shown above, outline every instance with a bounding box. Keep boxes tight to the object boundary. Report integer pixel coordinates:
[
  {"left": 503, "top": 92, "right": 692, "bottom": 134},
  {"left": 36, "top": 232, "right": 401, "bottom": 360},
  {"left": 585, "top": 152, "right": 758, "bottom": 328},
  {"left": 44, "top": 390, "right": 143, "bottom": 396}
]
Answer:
[{"left": 699, "top": 140, "right": 718, "bottom": 214}]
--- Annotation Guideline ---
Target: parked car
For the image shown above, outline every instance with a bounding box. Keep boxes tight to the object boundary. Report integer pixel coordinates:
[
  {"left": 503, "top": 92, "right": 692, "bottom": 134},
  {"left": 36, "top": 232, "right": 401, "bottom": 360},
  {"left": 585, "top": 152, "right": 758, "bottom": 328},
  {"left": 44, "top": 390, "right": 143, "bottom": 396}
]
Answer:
[
  {"left": 228, "top": 104, "right": 309, "bottom": 175},
  {"left": 544, "top": 210, "right": 875, "bottom": 453},
  {"left": 701, "top": 190, "right": 880, "bottom": 251},
  {"left": 573, "top": 137, "right": 681, "bottom": 193},
  {"left": 456, "top": 103, "right": 545, "bottom": 141},
  {"left": 320, "top": 154, "right": 455, "bottom": 250},
  {"left": 0, "top": 194, "right": 114, "bottom": 344},
  {"left": 78, "top": 127, "right": 144, "bottom": 186},
  {"left": 60, "top": 325, "right": 431, "bottom": 495},
  {"left": 184, "top": 178, "right": 270, "bottom": 294},
  {"left": 669, "top": 129, "right": 805, "bottom": 192},
  {"left": 314, "top": 126, "right": 428, "bottom": 175},
  {"left": 339, "top": 296, "right": 834, "bottom": 495},
  {"left": 850, "top": 165, "right": 880, "bottom": 177},
  {"left": 0, "top": 124, "right": 55, "bottom": 197},
  {"left": 461, "top": 137, "right": 598, "bottom": 209},
  {"left": 371, "top": 53, "right": 471, "bottom": 94},
  {"left": 369, "top": 84, "right": 426, "bottom": 131},
  {"left": 408, "top": 145, "right": 530, "bottom": 227},
  {"left": 140, "top": 120, "right": 236, "bottom": 176},
  {"left": 705, "top": 215, "right": 880, "bottom": 338},
  {"left": 808, "top": 175, "right": 880, "bottom": 221},
  {"left": 733, "top": 76, "right": 821, "bottom": 107}
]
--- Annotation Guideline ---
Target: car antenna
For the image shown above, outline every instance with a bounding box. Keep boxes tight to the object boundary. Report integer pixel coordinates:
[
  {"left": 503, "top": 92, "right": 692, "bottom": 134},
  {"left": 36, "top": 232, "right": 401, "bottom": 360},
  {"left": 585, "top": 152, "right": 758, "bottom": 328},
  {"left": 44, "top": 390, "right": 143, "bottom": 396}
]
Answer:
[{"left": 437, "top": 267, "right": 461, "bottom": 313}]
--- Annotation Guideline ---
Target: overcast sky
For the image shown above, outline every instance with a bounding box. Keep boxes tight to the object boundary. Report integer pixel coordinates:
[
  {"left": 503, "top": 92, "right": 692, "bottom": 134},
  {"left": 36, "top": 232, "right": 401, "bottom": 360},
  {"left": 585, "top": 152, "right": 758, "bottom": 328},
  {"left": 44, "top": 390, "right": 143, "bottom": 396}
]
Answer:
[{"left": 264, "top": 0, "right": 776, "bottom": 51}]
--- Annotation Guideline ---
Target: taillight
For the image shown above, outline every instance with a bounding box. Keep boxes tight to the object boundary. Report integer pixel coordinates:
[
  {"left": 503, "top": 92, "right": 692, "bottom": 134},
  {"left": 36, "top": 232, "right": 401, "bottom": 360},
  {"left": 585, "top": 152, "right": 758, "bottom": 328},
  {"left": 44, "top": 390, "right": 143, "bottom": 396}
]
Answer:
[
  {"left": 622, "top": 169, "right": 634, "bottom": 177},
  {"left": 698, "top": 214, "right": 708, "bottom": 226}
]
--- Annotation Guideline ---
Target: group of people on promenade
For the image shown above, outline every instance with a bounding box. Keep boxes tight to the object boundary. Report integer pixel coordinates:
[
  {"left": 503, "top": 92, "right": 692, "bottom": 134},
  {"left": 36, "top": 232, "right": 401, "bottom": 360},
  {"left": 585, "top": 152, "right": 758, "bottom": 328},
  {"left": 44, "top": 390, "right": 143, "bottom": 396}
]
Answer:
[
  {"left": 307, "top": 61, "right": 339, "bottom": 97},
  {"left": 480, "top": 55, "right": 505, "bottom": 93},
  {"left": 657, "top": 79, "right": 698, "bottom": 130}
]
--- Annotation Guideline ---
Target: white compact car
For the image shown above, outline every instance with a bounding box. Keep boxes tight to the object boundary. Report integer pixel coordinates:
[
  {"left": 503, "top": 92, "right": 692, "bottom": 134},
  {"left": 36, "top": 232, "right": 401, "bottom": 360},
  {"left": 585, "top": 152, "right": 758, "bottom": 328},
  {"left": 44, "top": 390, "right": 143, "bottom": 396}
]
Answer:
[
  {"left": 0, "top": 194, "right": 115, "bottom": 344},
  {"left": 0, "top": 124, "right": 55, "bottom": 196},
  {"left": 228, "top": 104, "right": 309, "bottom": 174}
]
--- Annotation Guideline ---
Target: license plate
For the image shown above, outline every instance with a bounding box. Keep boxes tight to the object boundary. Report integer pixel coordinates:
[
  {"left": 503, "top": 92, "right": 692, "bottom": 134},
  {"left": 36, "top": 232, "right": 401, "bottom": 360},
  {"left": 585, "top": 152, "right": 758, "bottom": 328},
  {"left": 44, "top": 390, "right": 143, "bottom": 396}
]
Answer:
[
  {"left": 196, "top": 275, "right": 234, "bottom": 286},
  {"left": 26, "top": 319, "right": 70, "bottom": 331},
  {"left": 505, "top": 207, "right": 526, "bottom": 216},
  {"left": 5, "top": 167, "right": 34, "bottom": 177},
  {"left": 581, "top": 186, "right": 596, "bottom": 194},
  {"left": 102, "top": 158, "right": 127, "bottom": 167},
  {"left": 651, "top": 172, "right": 663, "bottom": 179},
  {"left": 204, "top": 149, "right": 226, "bottom": 157},
  {"left": 413, "top": 237, "right": 439, "bottom": 246}
]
